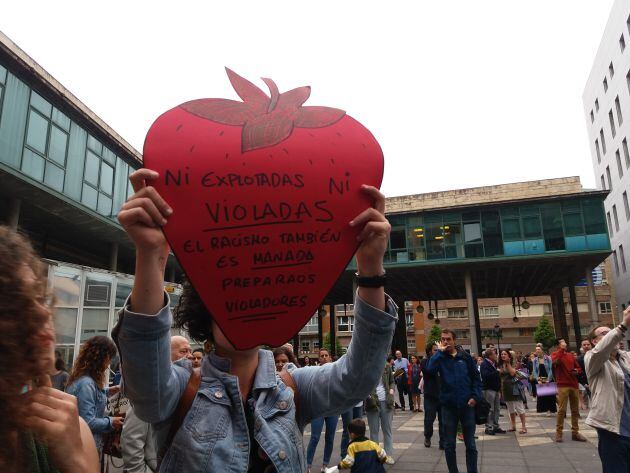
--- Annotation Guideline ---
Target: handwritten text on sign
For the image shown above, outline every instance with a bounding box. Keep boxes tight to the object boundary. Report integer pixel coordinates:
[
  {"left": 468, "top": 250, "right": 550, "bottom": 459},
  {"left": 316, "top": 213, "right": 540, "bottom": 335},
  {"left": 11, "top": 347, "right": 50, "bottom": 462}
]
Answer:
[{"left": 143, "top": 71, "right": 383, "bottom": 349}]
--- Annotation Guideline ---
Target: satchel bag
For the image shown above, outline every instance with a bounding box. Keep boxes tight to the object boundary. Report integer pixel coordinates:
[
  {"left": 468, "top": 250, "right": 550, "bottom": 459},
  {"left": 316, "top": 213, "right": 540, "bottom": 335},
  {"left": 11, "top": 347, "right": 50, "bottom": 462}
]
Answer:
[
  {"left": 102, "top": 391, "right": 126, "bottom": 458},
  {"left": 536, "top": 382, "right": 558, "bottom": 397}
]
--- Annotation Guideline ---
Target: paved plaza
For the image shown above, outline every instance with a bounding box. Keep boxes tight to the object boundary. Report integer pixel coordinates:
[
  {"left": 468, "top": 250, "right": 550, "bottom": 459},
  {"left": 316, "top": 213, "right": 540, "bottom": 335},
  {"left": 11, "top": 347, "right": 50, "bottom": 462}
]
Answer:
[
  {"left": 306, "top": 404, "right": 602, "bottom": 473},
  {"left": 104, "top": 398, "right": 602, "bottom": 473}
]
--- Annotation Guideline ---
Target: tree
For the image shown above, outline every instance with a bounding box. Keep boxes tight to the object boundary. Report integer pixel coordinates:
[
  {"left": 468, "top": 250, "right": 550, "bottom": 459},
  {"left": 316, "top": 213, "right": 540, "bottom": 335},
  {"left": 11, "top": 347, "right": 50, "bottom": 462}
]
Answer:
[
  {"left": 534, "top": 315, "right": 556, "bottom": 350},
  {"left": 322, "top": 332, "right": 344, "bottom": 357},
  {"left": 427, "top": 325, "right": 442, "bottom": 346}
]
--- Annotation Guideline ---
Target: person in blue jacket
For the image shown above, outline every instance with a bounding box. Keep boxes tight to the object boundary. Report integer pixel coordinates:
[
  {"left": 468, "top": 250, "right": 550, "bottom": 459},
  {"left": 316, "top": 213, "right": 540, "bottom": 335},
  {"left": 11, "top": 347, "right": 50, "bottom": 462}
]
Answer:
[
  {"left": 113, "top": 169, "right": 397, "bottom": 472},
  {"left": 427, "top": 328, "right": 482, "bottom": 473}
]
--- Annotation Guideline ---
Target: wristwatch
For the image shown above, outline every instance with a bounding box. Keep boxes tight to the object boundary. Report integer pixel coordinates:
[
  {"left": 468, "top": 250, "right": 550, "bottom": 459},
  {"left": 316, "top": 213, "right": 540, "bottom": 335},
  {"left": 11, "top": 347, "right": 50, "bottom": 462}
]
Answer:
[{"left": 355, "top": 272, "right": 387, "bottom": 288}]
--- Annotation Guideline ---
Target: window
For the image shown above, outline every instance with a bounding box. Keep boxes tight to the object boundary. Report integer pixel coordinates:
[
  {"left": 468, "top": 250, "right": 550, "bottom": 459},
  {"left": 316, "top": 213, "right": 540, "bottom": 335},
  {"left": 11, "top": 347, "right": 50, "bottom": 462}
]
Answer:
[
  {"left": 454, "top": 330, "right": 469, "bottom": 340},
  {"left": 623, "top": 192, "right": 630, "bottom": 221},
  {"left": 607, "top": 211, "right": 614, "bottom": 236},
  {"left": 610, "top": 62, "right": 615, "bottom": 78},
  {"left": 447, "top": 308, "right": 467, "bottom": 319},
  {"left": 407, "top": 338, "right": 416, "bottom": 350},
  {"left": 582, "top": 200, "right": 606, "bottom": 235},
  {"left": 405, "top": 313, "right": 414, "bottom": 327},
  {"left": 596, "top": 98, "right": 600, "bottom": 112},
  {"left": 519, "top": 328, "right": 535, "bottom": 337},
  {"left": 604, "top": 77, "right": 609, "bottom": 92},
  {"left": 541, "top": 203, "right": 565, "bottom": 250},
  {"left": 614, "top": 204, "right": 620, "bottom": 231},
  {"left": 617, "top": 150, "right": 624, "bottom": 178},
  {"left": 437, "top": 309, "right": 447, "bottom": 319},
  {"left": 301, "top": 341, "right": 311, "bottom": 354},
  {"left": 621, "top": 245, "right": 627, "bottom": 273},
  {"left": 81, "top": 136, "right": 116, "bottom": 216},
  {"left": 479, "top": 306, "right": 499, "bottom": 318},
  {"left": 616, "top": 96, "right": 623, "bottom": 125},
  {"left": 542, "top": 303, "right": 552, "bottom": 315},
  {"left": 622, "top": 34, "right": 627, "bottom": 52},
  {"left": 601, "top": 175, "right": 606, "bottom": 190},
  {"left": 21, "top": 92, "right": 69, "bottom": 193},
  {"left": 301, "top": 314, "right": 318, "bottom": 333},
  {"left": 627, "top": 69, "right": 630, "bottom": 95},
  {"left": 624, "top": 139, "right": 630, "bottom": 168},
  {"left": 614, "top": 250, "right": 620, "bottom": 276},
  {"left": 601, "top": 129, "right": 607, "bottom": 154},
  {"left": 599, "top": 302, "right": 612, "bottom": 314},
  {"left": 337, "top": 316, "right": 354, "bottom": 332},
  {"left": 334, "top": 304, "right": 354, "bottom": 315},
  {"left": 596, "top": 139, "right": 601, "bottom": 162},
  {"left": 607, "top": 166, "right": 613, "bottom": 190},
  {"left": 562, "top": 201, "right": 584, "bottom": 236},
  {"left": 610, "top": 110, "right": 617, "bottom": 138}
]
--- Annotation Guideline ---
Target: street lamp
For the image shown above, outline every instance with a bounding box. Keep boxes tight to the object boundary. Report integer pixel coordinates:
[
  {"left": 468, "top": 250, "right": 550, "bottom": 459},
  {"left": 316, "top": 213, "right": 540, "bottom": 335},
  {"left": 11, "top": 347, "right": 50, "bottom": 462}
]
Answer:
[{"left": 493, "top": 324, "right": 502, "bottom": 353}]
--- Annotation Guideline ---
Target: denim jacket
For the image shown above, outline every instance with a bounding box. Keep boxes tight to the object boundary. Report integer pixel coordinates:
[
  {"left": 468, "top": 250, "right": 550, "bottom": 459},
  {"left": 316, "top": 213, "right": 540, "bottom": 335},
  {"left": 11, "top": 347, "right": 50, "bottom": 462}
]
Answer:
[
  {"left": 65, "top": 375, "right": 113, "bottom": 448},
  {"left": 113, "top": 291, "right": 397, "bottom": 473},
  {"left": 531, "top": 355, "right": 554, "bottom": 382}
]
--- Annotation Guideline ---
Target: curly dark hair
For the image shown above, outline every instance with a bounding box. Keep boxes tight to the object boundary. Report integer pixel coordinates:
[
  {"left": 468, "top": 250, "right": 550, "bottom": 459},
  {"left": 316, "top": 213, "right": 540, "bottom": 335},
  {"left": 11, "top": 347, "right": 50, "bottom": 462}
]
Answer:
[
  {"left": 67, "top": 336, "right": 117, "bottom": 389},
  {"left": 173, "top": 278, "right": 214, "bottom": 343},
  {"left": 0, "top": 226, "right": 50, "bottom": 472}
]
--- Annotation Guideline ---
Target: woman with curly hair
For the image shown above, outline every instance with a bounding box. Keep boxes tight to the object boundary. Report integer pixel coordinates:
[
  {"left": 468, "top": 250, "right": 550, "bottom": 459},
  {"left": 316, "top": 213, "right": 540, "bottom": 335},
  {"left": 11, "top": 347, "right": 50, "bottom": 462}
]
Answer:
[
  {"left": 0, "top": 226, "right": 98, "bottom": 473},
  {"left": 113, "top": 169, "right": 396, "bottom": 472},
  {"left": 66, "top": 336, "right": 123, "bottom": 451}
]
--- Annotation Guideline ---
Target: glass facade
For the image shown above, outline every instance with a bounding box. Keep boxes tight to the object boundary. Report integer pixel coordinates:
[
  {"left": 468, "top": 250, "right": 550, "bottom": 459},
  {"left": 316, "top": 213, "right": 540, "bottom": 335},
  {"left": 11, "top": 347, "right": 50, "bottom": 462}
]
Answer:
[
  {"left": 47, "top": 261, "right": 182, "bottom": 369},
  {"left": 384, "top": 198, "right": 609, "bottom": 264},
  {"left": 0, "top": 65, "right": 138, "bottom": 223}
]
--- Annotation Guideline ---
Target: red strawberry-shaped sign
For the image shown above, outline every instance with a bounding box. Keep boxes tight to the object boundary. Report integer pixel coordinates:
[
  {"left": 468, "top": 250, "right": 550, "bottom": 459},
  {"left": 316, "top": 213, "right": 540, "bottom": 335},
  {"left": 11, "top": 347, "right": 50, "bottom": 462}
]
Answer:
[{"left": 144, "top": 68, "right": 383, "bottom": 350}]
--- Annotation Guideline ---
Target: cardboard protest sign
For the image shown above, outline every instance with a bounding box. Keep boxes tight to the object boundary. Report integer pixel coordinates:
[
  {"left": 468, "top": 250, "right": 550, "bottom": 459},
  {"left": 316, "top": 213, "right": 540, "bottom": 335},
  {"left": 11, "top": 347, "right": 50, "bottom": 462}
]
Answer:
[{"left": 143, "top": 68, "right": 383, "bottom": 349}]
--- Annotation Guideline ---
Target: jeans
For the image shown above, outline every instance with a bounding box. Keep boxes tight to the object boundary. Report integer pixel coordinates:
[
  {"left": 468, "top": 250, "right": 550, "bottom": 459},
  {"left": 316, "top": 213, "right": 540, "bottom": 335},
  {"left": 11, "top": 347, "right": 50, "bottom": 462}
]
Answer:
[
  {"left": 483, "top": 389, "right": 500, "bottom": 431},
  {"left": 306, "top": 415, "right": 339, "bottom": 466},
  {"left": 556, "top": 387, "right": 580, "bottom": 435},
  {"left": 597, "top": 428, "right": 630, "bottom": 473},
  {"left": 396, "top": 376, "right": 408, "bottom": 408},
  {"left": 366, "top": 401, "right": 394, "bottom": 456},
  {"left": 442, "top": 405, "right": 478, "bottom": 473},
  {"left": 340, "top": 405, "right": 364, "bottom": 458},
  {"left": 424, "top": 396, "right": 444, "bottom": 447}
]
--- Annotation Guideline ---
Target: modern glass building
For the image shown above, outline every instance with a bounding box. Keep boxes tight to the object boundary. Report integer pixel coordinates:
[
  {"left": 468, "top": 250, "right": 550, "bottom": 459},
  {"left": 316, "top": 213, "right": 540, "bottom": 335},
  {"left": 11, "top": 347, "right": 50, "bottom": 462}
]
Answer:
[
  {"left": 382, "top": 197, "right": 608, "bottom": 265},
  {"left": 0, "top": 32, "right": 183, "bottom": 367}
]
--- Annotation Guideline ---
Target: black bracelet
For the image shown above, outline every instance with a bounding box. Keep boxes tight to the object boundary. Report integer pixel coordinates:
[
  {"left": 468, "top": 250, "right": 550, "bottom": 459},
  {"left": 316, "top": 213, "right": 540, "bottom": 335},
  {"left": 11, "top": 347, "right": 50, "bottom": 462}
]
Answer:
[
  {"left": 355, "top": 272, "right": 387, "bottom": 288},
  {"left": 619, "top": 324, "right": 628, "bottom": 333}
]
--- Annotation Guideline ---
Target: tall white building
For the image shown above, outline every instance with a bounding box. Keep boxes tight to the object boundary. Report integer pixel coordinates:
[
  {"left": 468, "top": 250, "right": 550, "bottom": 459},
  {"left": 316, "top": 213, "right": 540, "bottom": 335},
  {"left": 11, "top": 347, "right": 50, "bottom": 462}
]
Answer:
[{"left": 584, "top": 0, "right": 630, "bottom": 317}]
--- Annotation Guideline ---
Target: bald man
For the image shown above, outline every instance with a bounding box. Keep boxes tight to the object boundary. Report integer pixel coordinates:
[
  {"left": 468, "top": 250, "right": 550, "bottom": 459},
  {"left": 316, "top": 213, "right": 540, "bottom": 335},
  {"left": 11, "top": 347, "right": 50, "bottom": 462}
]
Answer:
[
  {"left": 122, "top": 335, "right": 193, "bottom": 472},
  {"left": 171, "top": 335, "right": 193, "bottom": 362}
]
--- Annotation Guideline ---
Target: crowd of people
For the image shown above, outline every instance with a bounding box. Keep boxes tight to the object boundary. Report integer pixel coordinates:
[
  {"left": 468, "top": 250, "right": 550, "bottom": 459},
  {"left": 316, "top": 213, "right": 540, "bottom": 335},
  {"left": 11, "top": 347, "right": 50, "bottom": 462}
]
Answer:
[{"left": 1, "top": 167, "right": 630, "bottom": 473}]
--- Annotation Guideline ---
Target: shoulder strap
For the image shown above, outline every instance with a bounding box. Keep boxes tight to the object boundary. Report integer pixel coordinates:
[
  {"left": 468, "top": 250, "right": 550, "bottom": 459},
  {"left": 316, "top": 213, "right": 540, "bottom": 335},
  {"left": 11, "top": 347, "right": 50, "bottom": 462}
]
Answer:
[
  {"left": 158, "top": 367, "right": 201, "bottom": 462},
  {"left": 279, "top": 368, "right": 301, "bottom": 423}
]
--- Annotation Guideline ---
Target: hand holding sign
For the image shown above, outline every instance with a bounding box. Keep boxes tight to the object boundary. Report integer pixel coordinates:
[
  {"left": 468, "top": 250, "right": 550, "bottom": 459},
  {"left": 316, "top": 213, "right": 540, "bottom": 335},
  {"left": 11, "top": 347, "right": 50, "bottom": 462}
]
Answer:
[{"left": 122, "top": 68, "right": 385, "bottom": 349}]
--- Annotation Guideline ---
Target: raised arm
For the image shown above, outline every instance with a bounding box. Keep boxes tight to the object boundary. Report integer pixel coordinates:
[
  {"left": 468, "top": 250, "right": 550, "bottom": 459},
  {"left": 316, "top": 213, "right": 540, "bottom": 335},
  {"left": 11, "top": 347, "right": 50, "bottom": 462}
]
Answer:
[
  {"left": 292, "top": 185, "right": 396, "bottom": 424},
  {"left": 586, "top": 309, "right": 630, "bottom": 378},
  {"left": 292, "top": 293, "right": 397, "bottom": 425},
  {"left": 114, "top": 169, "right": 187, "bottom": 423}
]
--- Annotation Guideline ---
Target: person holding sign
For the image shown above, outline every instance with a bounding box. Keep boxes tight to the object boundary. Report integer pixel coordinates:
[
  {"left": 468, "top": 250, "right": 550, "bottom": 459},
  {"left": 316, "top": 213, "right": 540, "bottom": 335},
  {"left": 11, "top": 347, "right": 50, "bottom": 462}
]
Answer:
[{"left": 114, "top": 168, "right": 396, "bottom": 472}]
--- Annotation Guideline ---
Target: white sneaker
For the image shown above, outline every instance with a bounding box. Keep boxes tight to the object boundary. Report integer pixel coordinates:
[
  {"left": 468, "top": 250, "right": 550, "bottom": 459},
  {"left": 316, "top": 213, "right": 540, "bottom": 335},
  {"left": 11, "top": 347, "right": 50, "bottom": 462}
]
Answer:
[{"left": 385, "top": 456, "right": 395, "bottom": 465}]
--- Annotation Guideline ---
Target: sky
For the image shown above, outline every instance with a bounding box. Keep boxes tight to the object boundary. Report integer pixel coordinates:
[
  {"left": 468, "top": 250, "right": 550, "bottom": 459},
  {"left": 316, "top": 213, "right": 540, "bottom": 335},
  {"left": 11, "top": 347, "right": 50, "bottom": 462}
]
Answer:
[{"left": 0, "top": 0, "right": 616, "bottom": 198}]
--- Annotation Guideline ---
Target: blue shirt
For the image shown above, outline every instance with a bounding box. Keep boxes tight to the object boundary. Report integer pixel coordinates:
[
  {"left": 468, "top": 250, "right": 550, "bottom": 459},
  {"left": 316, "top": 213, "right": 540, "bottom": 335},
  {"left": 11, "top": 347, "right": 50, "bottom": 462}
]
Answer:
[
  {"left": 620, "top": 360, "right": 630, "bottom": 438},
  {"left": 393, "top": 357, "right": 409, "bottom": 372}
]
